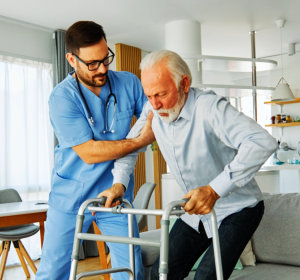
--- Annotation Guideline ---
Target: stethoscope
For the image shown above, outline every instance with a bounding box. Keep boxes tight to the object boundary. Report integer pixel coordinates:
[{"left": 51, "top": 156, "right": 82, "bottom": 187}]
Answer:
[{"left": 75, "top": 73, "right": 117, "bottom": 134}]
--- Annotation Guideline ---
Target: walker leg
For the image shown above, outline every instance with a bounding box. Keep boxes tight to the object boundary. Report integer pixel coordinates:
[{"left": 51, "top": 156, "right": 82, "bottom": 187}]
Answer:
[
  {"left": 211, "top": 210, "right": 223, "bottom": 280},
  {"left": 159, "top": 219, "right": 170, "bottom": 280},
  {"left": 128, "top": 213, "right": 135, "bottom": 278},
  {"left": 69, "top": 214, "right": 85, "bottom": 280}
]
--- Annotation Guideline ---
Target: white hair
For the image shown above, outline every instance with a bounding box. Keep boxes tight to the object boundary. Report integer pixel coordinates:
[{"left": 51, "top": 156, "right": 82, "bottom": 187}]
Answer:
[{"left": 140, "top": 50, "right": 192, "bottom": 88}]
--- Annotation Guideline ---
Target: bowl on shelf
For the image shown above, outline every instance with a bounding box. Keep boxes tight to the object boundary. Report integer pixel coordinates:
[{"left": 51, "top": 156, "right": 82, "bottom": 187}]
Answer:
[{"left": 276, "top": 149, "right": 297, "bottom": 163}]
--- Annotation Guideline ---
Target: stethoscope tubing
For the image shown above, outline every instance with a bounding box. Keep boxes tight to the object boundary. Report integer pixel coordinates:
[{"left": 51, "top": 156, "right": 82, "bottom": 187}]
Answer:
[{"left": 75, "top": 72, "right": 117, "bottom": 133}]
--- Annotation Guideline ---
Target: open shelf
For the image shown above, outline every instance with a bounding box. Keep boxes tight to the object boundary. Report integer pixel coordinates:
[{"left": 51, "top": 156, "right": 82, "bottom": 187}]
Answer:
[
  {"left": 264, "top": 98, "right": 300, "bottom": 105},
  {"left": 265, "top": 122, "right": 300, "bottom": 128}
]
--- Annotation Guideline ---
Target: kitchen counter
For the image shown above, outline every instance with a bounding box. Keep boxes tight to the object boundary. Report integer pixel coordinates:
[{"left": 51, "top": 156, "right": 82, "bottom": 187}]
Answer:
[
  {"left": 258, "top": 162, "right": 300, "bottom": 193},
  {"left": 162, "top": 162, "right": 300, "bottom": 197},
  {"left": 260, "top": 163, "right": 300, "bottom": 172}
]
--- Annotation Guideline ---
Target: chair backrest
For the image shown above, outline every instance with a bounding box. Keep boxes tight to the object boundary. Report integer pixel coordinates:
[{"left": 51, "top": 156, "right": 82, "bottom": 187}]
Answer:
[
  {"left": 133, "top": 182, "right": 156, "bottom": 230},
  {"left": 0, "top": 188, "right": 22, "bottom": 204}
]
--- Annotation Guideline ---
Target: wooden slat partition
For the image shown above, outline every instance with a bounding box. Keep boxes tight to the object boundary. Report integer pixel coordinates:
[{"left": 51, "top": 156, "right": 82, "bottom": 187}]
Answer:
[
  {"left": 115, "top": 43, "right": 145, "bottom": 196},
  {"left": 115, "top": 43, "right": 141, "bottom": 79}
]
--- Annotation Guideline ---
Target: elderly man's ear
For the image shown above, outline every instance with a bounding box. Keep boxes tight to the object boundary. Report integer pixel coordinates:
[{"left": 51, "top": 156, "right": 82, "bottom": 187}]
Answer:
[{"left": 181, "top": 75, "right": 191, "bottom": 94}]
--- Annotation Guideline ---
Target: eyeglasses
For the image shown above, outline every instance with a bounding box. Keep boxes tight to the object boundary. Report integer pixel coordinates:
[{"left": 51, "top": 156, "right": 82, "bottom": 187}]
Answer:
[{"left": 72, "top": 47, "right": 115, "bottom": 71}]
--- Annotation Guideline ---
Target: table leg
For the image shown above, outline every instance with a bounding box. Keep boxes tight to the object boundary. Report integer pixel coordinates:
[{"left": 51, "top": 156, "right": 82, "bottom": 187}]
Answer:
[{"left": 39, "top": 221, "right": 45, "bottom": 248}]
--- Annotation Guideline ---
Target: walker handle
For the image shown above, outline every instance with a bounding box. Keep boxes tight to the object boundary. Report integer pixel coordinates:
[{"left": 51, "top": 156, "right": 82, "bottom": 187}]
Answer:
[
  {"left": 97, "top": 196, "right": 123, "bottom": 206},
  {"left": 182, "top": 198, "right": 189, "bottom": 204},
  {"left": 179, "top": 197, "right": 189, "bottom": 207}
]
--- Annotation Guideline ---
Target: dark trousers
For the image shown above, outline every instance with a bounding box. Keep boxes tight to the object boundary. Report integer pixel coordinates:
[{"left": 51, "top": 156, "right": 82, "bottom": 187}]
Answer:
[{"left": 151, "top": 201, "right": 264, "bottom": 280}]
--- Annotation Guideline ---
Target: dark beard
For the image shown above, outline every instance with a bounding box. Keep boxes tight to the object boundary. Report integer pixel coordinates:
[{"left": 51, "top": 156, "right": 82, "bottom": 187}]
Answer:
[{"left": 77, "top": 71, "right": 108, "bottom": 88}]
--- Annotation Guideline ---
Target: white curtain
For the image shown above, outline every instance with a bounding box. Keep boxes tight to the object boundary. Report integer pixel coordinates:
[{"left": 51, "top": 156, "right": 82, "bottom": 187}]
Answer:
[{"left": 0, "top": 55, "right": 54, "bottom": 265}]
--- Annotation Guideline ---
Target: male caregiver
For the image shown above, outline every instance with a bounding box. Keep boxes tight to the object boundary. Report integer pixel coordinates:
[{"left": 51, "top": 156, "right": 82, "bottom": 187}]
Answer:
[{"left": 36, "top": 21, "right": 154, "bottom": 280}]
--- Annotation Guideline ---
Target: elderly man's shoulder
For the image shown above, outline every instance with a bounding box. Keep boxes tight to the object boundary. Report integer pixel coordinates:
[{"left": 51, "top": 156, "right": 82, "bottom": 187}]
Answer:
[{"left": 193, "top": 88, "right": 225, "bottom": 105}]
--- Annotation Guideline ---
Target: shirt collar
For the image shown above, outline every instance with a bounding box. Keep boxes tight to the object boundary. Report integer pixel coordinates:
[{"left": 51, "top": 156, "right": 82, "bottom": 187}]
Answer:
[{"left": 176, "top": 88, "right": 196, "bottom": 121}]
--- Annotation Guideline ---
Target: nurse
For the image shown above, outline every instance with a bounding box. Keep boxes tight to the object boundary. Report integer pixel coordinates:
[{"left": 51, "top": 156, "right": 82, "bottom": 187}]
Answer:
[{"left": 36, "top": 21, "right": 154, "bottom": 280}]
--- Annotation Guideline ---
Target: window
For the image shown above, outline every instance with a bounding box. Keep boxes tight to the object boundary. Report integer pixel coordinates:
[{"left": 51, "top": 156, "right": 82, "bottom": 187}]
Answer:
[{"left": 0, "top": 55, "right": 53, "bottom": 200}]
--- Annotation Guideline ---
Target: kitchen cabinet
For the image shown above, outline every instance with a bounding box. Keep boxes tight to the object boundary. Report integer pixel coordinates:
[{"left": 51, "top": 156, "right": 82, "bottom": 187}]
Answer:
[{"left": 259, "top": 164, "right": 300, "bottom": 193}]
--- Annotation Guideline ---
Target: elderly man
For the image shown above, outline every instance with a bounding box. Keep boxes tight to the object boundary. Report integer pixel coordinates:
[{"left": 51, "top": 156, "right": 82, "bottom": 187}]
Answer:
[{"left": 110, "top": 50, "right": 277, "bottom": 279}]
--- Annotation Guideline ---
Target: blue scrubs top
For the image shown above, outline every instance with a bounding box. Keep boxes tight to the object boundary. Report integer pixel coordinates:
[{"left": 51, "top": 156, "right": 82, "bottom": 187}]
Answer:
[{"left": 48, "top": 70, "right": 147, "bottom": 213}]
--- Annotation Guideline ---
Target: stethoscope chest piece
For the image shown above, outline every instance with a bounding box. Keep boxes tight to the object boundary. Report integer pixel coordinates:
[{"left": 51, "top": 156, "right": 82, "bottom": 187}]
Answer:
[{"left": 103, "top": 92, "right": 117, "bottom": 134}]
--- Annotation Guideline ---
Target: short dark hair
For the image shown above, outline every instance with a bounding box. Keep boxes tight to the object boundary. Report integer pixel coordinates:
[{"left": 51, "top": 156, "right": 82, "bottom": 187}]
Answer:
[{"left": 65, "top": 21, "right": 107, "bottom": 54}]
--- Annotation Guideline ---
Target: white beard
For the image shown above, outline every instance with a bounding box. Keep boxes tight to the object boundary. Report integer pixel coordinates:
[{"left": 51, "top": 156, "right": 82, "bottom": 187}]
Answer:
[{"left": 156, "top": 91, "right": 186, "bottom": 123}]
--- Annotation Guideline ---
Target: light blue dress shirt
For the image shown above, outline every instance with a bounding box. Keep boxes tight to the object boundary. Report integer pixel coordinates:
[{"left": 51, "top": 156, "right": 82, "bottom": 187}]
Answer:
[{"left": 112, "top": 88, "right": 277, "bottom": 237}]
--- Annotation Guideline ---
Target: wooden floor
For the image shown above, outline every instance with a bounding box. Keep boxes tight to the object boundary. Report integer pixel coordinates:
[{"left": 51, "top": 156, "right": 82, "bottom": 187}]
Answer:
[{"left": 3, "top": 257, "right": 109, "bottom": 280}]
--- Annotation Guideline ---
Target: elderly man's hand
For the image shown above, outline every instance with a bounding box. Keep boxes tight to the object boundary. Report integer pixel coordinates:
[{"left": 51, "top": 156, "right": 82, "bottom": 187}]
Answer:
[
  {"left": 138, "top": 111, "right": 155, "bottom": 145},
  {"left": 97, "top": 183, "right": 125, "bottom": 208},
  {"left": 183, "top": 185, "right": 220, "bottom": 215}
]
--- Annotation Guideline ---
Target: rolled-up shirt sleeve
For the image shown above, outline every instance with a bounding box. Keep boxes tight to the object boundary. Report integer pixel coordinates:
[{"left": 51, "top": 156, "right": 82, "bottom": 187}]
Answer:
[{"left": 207, "top": 96, "right": 278, "bottom": 197}]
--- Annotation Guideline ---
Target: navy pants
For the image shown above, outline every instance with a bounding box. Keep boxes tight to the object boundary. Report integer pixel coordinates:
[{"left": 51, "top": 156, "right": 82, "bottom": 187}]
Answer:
[{"left": 151, "top": 201, "right": 264, "bottom": 280}]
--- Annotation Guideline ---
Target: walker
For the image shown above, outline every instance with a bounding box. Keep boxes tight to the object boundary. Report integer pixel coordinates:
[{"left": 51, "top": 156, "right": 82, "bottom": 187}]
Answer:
[{"left": 69, "top": 197, "right": 223, "bottom": 280}]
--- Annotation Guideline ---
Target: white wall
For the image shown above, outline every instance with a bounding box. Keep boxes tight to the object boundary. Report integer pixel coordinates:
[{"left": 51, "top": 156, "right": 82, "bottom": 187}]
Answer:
[
  {"left": 255, "top": 171, "right": 280, "bottom": 193},
  {"left": 0, "top": 16, "right": 53, "bottom": 62}
]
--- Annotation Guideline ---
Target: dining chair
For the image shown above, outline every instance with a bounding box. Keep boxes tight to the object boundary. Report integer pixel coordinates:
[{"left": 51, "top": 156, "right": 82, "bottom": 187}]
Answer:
[
  {"left": 0, "top": 188, "right": 40, "bottom": 279},
  {"left": 132, "top": 182, "right": 157, "bottom": 232}
]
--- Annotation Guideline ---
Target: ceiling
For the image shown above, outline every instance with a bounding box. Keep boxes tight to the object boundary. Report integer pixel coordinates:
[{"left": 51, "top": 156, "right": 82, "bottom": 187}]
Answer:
[{"left": 1, "top": 0, "right": 299, "bottom": 58}]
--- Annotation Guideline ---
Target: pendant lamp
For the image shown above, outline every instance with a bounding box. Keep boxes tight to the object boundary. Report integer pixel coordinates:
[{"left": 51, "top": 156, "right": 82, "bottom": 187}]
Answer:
[{"left": 272, "top": 19, "right": 295, "bottom": 101}]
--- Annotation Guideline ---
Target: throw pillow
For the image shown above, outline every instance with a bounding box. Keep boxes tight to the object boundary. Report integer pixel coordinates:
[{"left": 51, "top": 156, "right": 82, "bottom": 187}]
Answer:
[
  {"left": 191, "top": 252, "right": 243, "bottom": 271},
  {"left": 240, "top": 240, "right": 256, "bottom": 266}
]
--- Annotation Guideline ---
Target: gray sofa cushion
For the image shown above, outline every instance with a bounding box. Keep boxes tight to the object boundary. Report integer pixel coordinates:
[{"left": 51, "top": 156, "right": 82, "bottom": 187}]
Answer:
[
  {"left": 188, "top": 263, "right": 300, "bottom": 280},
  {"left": 252, "top": 193, "right": 300, "bottom": 266},
  {"left": 229, "top": 263, "right": 300, "bottom": 280}
]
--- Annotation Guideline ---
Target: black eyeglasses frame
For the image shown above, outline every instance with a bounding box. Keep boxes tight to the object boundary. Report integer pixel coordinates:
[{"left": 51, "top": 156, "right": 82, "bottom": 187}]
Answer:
[{"left": 72, "top": 47, "right": 115, "bottom": 71}]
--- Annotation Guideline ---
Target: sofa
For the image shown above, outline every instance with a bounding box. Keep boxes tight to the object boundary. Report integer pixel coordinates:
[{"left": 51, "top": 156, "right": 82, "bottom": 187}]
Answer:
[
  {"left": 229, "top": 192, "right": 300, "bottom": 280},
  {"left": 142, "top": 192, "right": 300, "bottom": 279}
]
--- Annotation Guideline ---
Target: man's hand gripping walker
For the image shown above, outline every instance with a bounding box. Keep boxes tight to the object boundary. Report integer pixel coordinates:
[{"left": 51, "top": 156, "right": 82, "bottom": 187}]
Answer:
[{"left": 69, "top": 197, "right": 223, "bottom": 280}]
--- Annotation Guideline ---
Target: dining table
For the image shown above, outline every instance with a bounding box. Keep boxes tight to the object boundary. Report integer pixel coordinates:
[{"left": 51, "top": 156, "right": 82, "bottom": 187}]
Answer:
[{"left": 0, "top": 201, "right": 48, "bottom": 248}]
